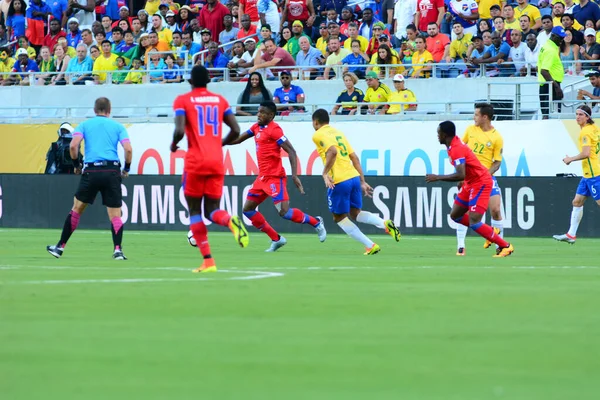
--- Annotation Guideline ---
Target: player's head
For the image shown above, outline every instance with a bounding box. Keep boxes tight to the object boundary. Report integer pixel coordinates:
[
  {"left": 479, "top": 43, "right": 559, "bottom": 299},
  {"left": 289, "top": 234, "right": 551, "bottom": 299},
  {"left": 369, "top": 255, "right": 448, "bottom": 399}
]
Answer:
[
  {"left": 311, "top": 109, "right": 330, "bottom": 131},
  {"left": 437, "top": 120, "right": 456, "bottom": 145},
  {"left": 576, "top": 105, "right": 594, "bottom": 126},
  {"left": 474, "top": 102, "right": 494, "bottom": 126},
  {"left": 94, "top": 97, "right": 111, "bottom": 116},
  {"left": 190, "top": 65, "right": 210, "bottom": 88},
  {"left": 257, "top": 101, "right": 276, "bottom": 125}
]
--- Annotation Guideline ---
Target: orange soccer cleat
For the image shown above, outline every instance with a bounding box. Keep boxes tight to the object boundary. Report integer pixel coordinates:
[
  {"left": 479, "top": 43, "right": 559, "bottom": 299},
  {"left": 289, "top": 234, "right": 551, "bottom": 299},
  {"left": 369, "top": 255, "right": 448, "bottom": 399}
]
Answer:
[{"left": 193, "top": 258, "right": 217, "bottom": 273}]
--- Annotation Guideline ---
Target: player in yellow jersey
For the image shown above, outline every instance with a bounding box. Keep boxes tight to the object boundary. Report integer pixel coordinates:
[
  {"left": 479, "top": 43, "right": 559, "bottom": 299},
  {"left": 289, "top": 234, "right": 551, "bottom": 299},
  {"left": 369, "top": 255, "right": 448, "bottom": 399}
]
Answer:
[
  {"left": 553, "top": 105, "right": 600, "bottom": 244},
  {"left": 456, "top": 103, "right": 505, "bottom": 256},
  {"left": 311, "top": 109, "right": 401, "bottom": 255}
]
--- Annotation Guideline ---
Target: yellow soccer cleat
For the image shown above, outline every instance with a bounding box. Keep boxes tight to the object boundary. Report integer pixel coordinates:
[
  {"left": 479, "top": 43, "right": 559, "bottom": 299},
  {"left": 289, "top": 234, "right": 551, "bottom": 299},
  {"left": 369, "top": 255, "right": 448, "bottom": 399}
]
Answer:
[
  {"left": 364, "top": 243, "right": 381, "bottom": 255},
  {"left": 493, "top": 243, "right": 514, "bottom": 258},
  {"left": 384, "top": 219, "right": 401, "bottom": 242},
  {"left": 229, "top": 215, "right": 250, "bottom": 248},
  {"left": 483, "top": 227, "right": 501, "bottom": 249},
  {"left": 193, "top": 258, "right": 217, "bottom": 273}
]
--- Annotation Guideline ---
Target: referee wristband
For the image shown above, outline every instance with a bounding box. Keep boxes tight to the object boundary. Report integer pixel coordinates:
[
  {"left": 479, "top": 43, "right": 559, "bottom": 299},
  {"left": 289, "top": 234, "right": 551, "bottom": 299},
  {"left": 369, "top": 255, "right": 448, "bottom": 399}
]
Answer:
[{"left": 123, "top": 162, "right": 131, "bottom": 172}]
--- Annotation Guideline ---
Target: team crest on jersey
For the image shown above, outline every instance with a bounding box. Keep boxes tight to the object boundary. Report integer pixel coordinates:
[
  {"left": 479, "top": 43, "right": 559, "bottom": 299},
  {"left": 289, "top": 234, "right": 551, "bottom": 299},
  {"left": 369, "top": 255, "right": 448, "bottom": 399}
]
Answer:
[
  {"left": 486, "top": 141, "right": 492, "bottom": 147},
  {"left": 256, "top": 132, "right": 261, "bottom": 139},
  {"left": 462, "top": 4, "right": 468, "bottom": 11},
  {"left": 320, "top": 141, "right": 324, "bottom": 146},
  {"left": 270, "top": 183, "right": 278, "bottom": 195}
]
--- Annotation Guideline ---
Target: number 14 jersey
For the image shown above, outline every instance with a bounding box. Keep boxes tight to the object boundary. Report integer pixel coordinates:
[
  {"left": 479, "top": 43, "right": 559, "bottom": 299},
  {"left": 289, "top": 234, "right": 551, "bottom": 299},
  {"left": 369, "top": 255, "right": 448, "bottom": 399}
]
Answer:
[
  {"left": 173, "top": 87, "right": 233, "bottom": 175},
  {"left": 312, "top": 124, "right": 359, "bottom": 184}
]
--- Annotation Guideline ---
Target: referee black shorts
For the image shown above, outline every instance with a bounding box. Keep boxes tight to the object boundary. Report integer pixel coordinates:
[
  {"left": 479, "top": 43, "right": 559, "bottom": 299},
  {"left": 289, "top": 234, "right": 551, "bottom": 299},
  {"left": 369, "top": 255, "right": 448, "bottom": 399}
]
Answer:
[{"left": 75, "top": 163, "right": 122, "bottom": 208}]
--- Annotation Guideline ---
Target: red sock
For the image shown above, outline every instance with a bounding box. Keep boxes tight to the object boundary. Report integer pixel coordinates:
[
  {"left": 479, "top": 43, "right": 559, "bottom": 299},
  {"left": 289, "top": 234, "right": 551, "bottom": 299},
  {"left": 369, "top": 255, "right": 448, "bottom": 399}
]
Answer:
[
  {"left": 453, "top": 214, "right": 470, "bottom": 227},
  {"left": 191, "top": 220, "right": 212, "bottom": 258},
  {"left": 472, "top": 222, "right": 509, "bottom": 248},
  {"left": 244, "top": 210, "right": 279, "bottom": 241},
  {"left": 209, "top": 209, "right": 231, "bottom": 227},
  {"left": 283, "top": 208, "right": 319, "bottom": 227}
]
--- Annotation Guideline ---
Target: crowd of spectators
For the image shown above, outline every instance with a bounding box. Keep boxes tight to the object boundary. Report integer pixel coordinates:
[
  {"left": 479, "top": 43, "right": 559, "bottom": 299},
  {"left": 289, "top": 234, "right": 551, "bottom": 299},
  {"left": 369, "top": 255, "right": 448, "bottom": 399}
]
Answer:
[{"left": 1, "top": 0, "right": 599, "bottom": 113}]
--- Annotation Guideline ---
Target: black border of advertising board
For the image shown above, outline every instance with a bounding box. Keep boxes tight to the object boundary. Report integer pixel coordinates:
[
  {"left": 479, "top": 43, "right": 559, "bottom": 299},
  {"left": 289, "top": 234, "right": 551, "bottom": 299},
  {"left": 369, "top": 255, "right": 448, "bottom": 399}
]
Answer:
[{"left": 0, "top": 175, "right": 597, "bottom": 237}]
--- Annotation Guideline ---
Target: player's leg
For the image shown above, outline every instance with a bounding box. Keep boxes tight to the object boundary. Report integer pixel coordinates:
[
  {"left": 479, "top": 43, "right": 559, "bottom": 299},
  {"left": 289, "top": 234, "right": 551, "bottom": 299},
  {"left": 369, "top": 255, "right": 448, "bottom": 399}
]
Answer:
[
  {"left": 243, "top": 178, "right": 283, "bottom": 250},
  {"left": 186, "top": 194, "right": 217, "bottom": 273},
  {"left": 99, "top": 169, "right": 127, "bottom": 260},
  {"left": 554, "top": 178, "right": 589, "bottom": 243},
  {"left": 454, "top": 184, "right": 469, "bottom": 255},
  {"left": 484, "top": 178, "right": 503, "bottom": 250},
  {"left": 202, "top": 175, "right": 249, "bottom": 248},
  {"left": 47, "top": 172, "right": 95, "bottom": 258},
  {"left": 330, "top": 179, "right": 379, "bottom": 254},
  {"left": 107, "top": 207, "right": 126, "bottom": 260}
]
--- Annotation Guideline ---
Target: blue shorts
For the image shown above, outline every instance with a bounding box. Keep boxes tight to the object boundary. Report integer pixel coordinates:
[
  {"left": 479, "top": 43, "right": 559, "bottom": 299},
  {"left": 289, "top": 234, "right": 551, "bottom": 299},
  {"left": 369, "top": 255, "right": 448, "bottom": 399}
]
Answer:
[
  {"left": 327, "top": 176, "right": 362, "bottom": 215},
  {"left": 491, "top": 176, "right": 501, "bottom": 197},
  {"left": 576, "top": 176, "right": 600, "bottom": 201}
]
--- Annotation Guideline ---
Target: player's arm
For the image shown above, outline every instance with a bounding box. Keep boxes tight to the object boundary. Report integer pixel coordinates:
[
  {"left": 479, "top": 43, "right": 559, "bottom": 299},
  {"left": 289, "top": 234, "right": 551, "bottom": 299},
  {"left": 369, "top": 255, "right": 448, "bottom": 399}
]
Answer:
[
  {"left": 426, "top": 163, "right": 466, "bottom": 183},
  {"left": 563, "top": 145, "right": 591, "bottom": 165},
  {"left": 281, "top": 139, "right": 305, "bottom": 194},
  {"left": 349, "top": 152, "right": 373, "bottom": 197},
  {"left": 227, "top": 130, "right": 253, "bottom": 145},
  {"left": 170, "top": 114, "right": 186, "bottom": 152},
  {"left": 489, "top": 160, "right": 501, "bottom": 175},
  {"left": 321, "top": 145, "right": 337, "bottom": 189},
  {"left": 222, "top": 113, "right": 241, "bottom": 146}
]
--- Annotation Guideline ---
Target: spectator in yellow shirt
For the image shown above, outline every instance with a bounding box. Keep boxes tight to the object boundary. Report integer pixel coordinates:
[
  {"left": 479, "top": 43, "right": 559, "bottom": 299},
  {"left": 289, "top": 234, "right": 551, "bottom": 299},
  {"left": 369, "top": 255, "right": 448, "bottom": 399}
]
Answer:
[
  {"left": 151, "top": 14, "right": 173, "bottom": 47},
  {"left": 514, "top": 0, "right": 542, "bottom": 30},
  {"left": 124, "top": 58, "right": 145, "bottom": 84},
  {"left": 366, "top": 42, "right": 403, "bottom": 79},
  {"left": 343, "top": 22, "right": 369, "bottom": 52},
  {"left": 364, "top": 70, "right": 391, "bottom": 114},
  {"left": 145, "top": 0, "right": 161, "bottom": 17},
  {"left": 93, "top": 40, "right": 119, "bottom": 84},
  {"left": 315, "top": 22, "right": 329, "bottom": 55},
  {"left": 407, "top": 36, "right": 433, "bottom": 78},
  {"left": 386, "top": 74, "right": 417, "bottom": 114},
  {"left": 438, "top": 22, "right": 472, "bottom": 78},
  {"left": 503, "top": 4, "right": 521, "bottom": 30},
  {"left": 479, "top": 0, "right": 504, "bottom": 20}
]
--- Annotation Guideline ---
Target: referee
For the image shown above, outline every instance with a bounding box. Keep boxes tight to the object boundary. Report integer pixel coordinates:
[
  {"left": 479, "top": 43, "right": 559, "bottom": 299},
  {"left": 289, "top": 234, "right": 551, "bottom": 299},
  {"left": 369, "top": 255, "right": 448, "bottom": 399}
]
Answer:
[
  {"left": 47, "top": 97, "right": 133, "bottom": 260},
  {"left": 538, "top": 26, "right": 566, "bottom": 120}
]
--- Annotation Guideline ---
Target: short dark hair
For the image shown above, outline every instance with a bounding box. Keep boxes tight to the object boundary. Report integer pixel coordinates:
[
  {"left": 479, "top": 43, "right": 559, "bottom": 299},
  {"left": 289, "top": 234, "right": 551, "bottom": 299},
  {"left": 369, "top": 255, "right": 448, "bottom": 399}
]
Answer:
[
  {"left": 493, "top": 16, "right": 504, "bottom": 23},
  {"left": 124, "top": 30, "right": 133, "bottom": 36},
  {"left": 427, "top": 22, "right": 438, "bottom": 27},
  {"left": 190, "top": 65, "right": 210, "bottom": 88},
  {"left": 475, "top": 102, "right": 494, "bottom": 120},
  {"left": 541, "top": 15, "right": 552, "bottom": 22},
  {"left": 561, "top": 14, "right": 574, "bottom": 21},
  {"left": 112, "top": 27, "right": 123, "bottom": 35},
  {"left": 406, "top": 23, "right": 417, "bottom": 32},
  {"left": 101, "top": 39, "right": 112, "bottom": 46},
  {"left": 172, "top": 31, "right": 182, "bottom": 38},
  {"left": 263, "top": 38, "right": 275, "bottom": 46},
  {"left": 438, "top": 121, "right": 456, "bottom": 137},
  {"left": 312, "top": 109, "right": 330, "bottom": 125},
  {"left": 82, "top": 28, "right": 92, "bottom": 35},
  {"left": 94, "top": 97, "right": 111, "bottom": 114},
  {"left": 452, "top": 21, "right": 462, "bottom": 27},
  {"left": 351, "top": 39, "right": 361, "bottom": 47},
  {"left": 260, "top": 101, "right": 277, "bottom": 116}
]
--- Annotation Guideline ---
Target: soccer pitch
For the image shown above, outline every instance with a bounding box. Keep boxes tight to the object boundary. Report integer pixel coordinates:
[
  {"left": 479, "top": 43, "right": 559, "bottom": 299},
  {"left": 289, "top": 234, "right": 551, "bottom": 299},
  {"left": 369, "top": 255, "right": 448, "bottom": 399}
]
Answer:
[{"left": 1, "top": 229, "right": 599, "bottom": 400}]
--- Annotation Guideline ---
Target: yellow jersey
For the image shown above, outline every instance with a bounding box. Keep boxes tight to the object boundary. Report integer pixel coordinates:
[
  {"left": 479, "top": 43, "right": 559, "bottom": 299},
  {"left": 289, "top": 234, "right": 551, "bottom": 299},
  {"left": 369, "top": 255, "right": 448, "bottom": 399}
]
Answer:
[
  {"left": 477, "top": 0, "right": 502, "bottom": 19},
  {"left": 411, "top": 50, "right": 433, "bottom": 78},
  {"left": 449, "top": 33, "right": 473, "bottom": 59},
  {"left": 387, "top": 89, "right": 417, "bottom": 114},
  {"left": 312, "top": 125, "right": 360, "bottom": 184},
  {"left": 343, "top": 35, "right": 369, "bottom": 52},
  {"left": 364, "top": 82, "right": 391, "bottom": 104},
  {"left": 462, "top": 125, "right": 504, "bottom": 171},
  {"left": 579, "top": 124, "right": 600, "bottom": 178},
  {"left": 553, "top": 16, "right": 583, "bottom": 31},
  {"left": 92, "top": 53, "right": 119, "bottom": 83},
  {"left": 514, "top": 4, "right": 541, "bottom": 24}
]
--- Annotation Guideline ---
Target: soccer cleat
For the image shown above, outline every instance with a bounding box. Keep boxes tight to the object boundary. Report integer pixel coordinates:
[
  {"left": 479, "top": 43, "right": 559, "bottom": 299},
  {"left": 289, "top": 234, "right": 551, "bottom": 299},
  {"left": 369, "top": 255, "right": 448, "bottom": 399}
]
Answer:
[
  {"left": 315, "top": 216, "right": 327, "bottom": 242},
  {"left": 46, "top": 245, "right": 64, "bottom": 258},
  {"left": 384, "top": 219, "right": 401, "bottom": 242},
  {"left": 553, "top": 233, "right": 576, "bottom": 244},
  {"left": 493, "top": 243, "right": 514, "bottom": 258},
  {"left": 113, "top": 249, "right": 127, "bottom": 260},
  {"left": 193, "top": 258, "right": 217, "bottom": 273},
  {"left": 265, "top": 236, "right": 287, "bottom": 252},
  {"left": 229, "top": 215, "right": 250, "bottom": 248},
  {"left": 364, "top": 243, "right": 381, "bottom": 255},
  {"left": 456, "top": 247, "right": 466, "bottom": 256},
  {"left": 483, "top": 228, "right": 501, "bottom": 249}
]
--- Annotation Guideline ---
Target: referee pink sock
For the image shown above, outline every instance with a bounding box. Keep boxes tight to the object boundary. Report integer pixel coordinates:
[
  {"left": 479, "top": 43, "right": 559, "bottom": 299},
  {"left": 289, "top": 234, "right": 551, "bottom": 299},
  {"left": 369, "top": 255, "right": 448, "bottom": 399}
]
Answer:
[
  {"left": 58, "top": 210, "right": 80, "bottom": 248},
  {"left": 209, "top": 209, "right": 231, "bottom": 227},
  {"left": 282, "top": 208, "right": 319, "bottom": 227}
]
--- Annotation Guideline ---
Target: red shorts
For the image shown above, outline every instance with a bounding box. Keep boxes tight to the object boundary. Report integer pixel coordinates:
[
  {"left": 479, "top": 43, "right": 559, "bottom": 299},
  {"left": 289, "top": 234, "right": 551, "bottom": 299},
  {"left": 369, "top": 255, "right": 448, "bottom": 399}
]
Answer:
[
  {"left": 247, "top": 176, "right": 289, "bottom": 205},
  {"left": 454, "top": 179, "right": 492, "bottom": 215},
  {"left": 182, "top": 172, "right": 224, "bottom": 199}
]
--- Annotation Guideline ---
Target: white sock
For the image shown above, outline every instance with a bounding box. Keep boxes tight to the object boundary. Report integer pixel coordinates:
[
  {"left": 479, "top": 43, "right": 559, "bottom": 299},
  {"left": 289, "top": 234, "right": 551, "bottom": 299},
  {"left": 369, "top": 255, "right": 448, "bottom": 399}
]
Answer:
[
  {"left": 568, "top": 206, "right": 583, "bottom": 237},
  {"left": 356, "top": 211, "right": 386, "bottom": 229},
  {"left": 456, "top": 224, "right": 468, "bottom": 249},
  {"left": 491, "top": 219, "right": 503, "bottom": 237},
  {"left": 337, "top": 217, "right": 374, "bottom": 248}
]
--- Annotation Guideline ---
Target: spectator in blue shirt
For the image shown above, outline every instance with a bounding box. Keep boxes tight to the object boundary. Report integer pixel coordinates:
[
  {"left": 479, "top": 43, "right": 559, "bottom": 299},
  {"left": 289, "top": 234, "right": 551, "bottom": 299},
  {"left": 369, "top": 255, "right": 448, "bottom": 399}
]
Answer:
[
  {"left": 6, "top": 0, "right": 27, "bottom": 40},
  {"left": 6, "top": 47, "right": 39, "bottom": 85},
  {"left": 273, "top": 70, "right": 305, "bottom": 114},
  {"left": 66, "top": 43, "right": 93, "bottom": 84},
  {"left": 295, "top": 36, "right": 324, "bottom": 79},
  {"left": 204, "top": 41, "right": 229, "bottom": 80},
  {"left": 163, "top": 54, "right": 182, "bottom": 83},
  {"left": 111, "top": 27, "right": 125, "bottom": 52},
  {"left": 26, "top": 0, "right": 52, "bottom": 22},
  {"left": 219, "top": 14, "right": 239, "bottom": 57},
  {"left": 181, "top": 31, "right": 201, "bottom": 68},
  {"left": 66, "top": 17, "right": 82, "bottom": 47},
  {"left": 341, "top": 39, "right": 368, "bottom": 78},
  {"left": 471, "top": 31, "right": 511, "bottom": 76},
  {"left": 48, "top": 0, "right": 68, "bottom": 27},
  {"left": 320, "top": 0, "right": 347, "bottom": 17},
  {"left": 573, "top": 0, "right": 600, "bottom": 28}
]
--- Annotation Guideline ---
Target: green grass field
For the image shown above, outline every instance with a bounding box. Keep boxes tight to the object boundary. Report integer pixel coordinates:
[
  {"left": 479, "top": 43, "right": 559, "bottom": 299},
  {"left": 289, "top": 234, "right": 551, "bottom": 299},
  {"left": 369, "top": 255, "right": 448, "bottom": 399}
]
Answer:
[{"left": 1, "top": 228, "right": 599, "bottom": 400}]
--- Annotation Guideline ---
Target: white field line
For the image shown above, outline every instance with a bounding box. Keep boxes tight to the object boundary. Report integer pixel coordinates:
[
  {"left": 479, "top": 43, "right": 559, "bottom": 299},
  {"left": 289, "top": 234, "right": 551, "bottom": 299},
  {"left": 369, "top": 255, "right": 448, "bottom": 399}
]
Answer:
[{"left": 0, "top": 265, "right": 283, "bottom": 285}]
